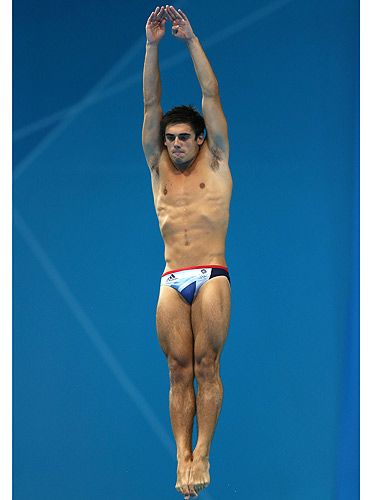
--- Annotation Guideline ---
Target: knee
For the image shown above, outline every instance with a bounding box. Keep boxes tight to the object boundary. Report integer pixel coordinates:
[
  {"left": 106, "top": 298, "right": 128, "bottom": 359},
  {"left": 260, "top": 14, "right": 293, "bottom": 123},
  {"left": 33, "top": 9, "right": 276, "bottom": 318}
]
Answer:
[
  {"left": 168, "top": 357, "right": 194, "bottom": 387},
  {"left": 194, "top": 355, "right": 219, "bottom": 384}
]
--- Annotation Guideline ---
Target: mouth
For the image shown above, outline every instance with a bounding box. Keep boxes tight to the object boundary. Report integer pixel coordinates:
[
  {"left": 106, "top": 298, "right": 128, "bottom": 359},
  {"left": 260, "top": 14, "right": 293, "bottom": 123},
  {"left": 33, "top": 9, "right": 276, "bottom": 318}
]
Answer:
[{"left": 172, "top": 151, "right": 184, "bottom": 157}]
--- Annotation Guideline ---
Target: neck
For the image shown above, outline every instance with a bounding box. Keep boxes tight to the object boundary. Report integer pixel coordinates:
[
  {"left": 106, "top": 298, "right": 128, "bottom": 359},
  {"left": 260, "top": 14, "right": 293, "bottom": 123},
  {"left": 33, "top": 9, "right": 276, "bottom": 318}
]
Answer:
[{"left": 173, "top": 159, "right": 194, "bottom": 172}]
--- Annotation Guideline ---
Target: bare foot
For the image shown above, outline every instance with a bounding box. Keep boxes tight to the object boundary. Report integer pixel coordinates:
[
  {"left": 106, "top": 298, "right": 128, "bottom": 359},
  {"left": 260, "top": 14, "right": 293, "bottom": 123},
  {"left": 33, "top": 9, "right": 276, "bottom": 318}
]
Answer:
[
  {"left": 190, "top": 454, "right": 210, "bottom": 495},
  {"left": 176, "top": 456, "right": 197, "bottom": 499}
]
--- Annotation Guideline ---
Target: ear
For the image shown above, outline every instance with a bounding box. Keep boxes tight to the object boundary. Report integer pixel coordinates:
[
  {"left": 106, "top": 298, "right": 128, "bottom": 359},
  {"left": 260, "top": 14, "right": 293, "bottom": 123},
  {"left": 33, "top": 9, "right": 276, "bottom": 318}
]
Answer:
[{"left": 197, "top": 134, "right": 204, "bottom": 146}]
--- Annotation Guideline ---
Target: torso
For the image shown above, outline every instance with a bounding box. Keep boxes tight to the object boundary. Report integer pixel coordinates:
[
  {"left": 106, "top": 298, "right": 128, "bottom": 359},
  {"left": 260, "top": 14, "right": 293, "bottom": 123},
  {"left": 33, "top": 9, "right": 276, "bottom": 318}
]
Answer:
[{"left": 151, "top": 142, "right": 232, "bottom": 273}]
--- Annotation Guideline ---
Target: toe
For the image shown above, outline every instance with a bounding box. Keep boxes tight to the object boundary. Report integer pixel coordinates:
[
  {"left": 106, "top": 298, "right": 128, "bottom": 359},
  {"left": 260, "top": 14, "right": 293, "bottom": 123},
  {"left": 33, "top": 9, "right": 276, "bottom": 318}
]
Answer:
[
  {"left": 181, "top": 485, "right": 191, "bottom": 497},
  {"left": 194, "top": 482, "right": 208, "bottom": 493},
  {"left": 189, "top": 487, "right": 198, "bottom": 497}
]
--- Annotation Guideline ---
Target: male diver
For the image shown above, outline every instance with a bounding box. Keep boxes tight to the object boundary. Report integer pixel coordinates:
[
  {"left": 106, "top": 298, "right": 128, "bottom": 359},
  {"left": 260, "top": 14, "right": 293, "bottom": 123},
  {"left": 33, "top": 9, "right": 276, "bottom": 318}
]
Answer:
[{"left": 142, "top": 6, "right": 232, "bottom": 499}]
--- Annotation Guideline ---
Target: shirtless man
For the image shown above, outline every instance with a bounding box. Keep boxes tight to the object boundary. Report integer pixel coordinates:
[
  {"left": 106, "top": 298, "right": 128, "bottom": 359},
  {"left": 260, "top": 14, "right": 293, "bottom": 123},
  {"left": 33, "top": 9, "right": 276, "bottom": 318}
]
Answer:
[{"left": 142, "top": 6, "right": 232, "bottom": 499}]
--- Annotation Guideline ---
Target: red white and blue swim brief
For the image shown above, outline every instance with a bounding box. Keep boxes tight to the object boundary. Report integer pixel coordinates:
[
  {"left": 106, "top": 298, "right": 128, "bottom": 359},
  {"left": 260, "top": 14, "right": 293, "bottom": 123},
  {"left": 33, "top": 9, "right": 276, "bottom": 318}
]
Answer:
[{"left": 160, "top": 265, "right": 231, "bottom": 305}]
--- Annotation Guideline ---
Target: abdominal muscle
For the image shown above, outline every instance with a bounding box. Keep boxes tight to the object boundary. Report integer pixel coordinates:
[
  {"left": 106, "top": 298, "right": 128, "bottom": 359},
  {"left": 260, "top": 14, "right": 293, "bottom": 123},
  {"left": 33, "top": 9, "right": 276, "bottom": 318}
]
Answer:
[
  {"left": 162, "top": 217, "right": 229, "bottom": 271},
  {"left": 153, "top": 155, "right": 232, "bottom": 273}
]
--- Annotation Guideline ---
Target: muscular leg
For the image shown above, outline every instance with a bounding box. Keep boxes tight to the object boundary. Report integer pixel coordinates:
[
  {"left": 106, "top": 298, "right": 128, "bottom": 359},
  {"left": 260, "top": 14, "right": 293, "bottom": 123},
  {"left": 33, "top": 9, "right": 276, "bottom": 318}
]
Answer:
[
  {"left": 156, "top": 285, "right": 197, "bottom": 498},
  {"left": 190, "top": 276, "right": 231, "bottom": 493}
]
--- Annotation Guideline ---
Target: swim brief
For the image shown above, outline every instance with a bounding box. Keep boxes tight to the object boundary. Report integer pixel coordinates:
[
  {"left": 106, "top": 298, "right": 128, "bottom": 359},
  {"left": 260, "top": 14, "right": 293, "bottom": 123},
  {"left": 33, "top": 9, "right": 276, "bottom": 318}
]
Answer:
[{"left": 160, "top": 265, "right": 231, "bottom": 305}]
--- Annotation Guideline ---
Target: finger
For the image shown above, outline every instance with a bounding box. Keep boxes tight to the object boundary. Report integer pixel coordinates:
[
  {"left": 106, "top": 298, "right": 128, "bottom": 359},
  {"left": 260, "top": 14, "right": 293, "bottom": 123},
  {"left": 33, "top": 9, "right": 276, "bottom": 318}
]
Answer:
[
  {"left": 166, "top": 5, "right": 178, "bottom": 20},
  {"left": 165, "top": 8, "right": 174, "bottom": 22},
  {"left": 170, "top": 5, "right": 183, "bottom": 19},
  {"left": 156, "top": 6, "right": 165, "bottom": 20},
  {"left": 178, "top": 9, "right": 188, "bottom": 21},
  {"left": 165, "top": 5, "right": 174, "bottom": 19}
]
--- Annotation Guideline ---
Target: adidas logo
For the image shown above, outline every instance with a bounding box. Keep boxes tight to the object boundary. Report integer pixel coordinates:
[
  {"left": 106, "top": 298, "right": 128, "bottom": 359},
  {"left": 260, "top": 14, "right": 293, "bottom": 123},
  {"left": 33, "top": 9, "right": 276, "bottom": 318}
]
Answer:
[
  {"left": 201, "top": 269, "right": 207, "bottom": 274},
  {"left": 167, "top": 274, "right": 176, "bottom": 282}
]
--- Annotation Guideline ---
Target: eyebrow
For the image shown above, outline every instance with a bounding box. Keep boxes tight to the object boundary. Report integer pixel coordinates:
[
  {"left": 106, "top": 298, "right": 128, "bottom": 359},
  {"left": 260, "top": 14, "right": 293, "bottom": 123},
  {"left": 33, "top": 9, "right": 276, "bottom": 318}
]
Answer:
[{"left": 165, "top": 133, "right": 191, "bottom": 137}]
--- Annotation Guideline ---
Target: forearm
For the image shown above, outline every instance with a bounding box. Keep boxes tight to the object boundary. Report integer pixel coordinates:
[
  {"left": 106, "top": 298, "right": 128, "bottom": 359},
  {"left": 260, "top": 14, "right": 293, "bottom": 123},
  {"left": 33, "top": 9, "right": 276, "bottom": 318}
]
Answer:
[
  {"left": 143, "top": 42, "right": 162, "bottom": 107},
  {"left": 186, "top": 36, "right": 218, "bottom": 96}
]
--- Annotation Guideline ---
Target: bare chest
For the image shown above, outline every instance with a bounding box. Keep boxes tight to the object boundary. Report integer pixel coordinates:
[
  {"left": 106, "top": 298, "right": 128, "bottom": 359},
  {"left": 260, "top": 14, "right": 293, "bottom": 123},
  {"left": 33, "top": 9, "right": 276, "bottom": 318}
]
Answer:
[{"left": 153, "top": 157, "right": 229, "bottom": 212}]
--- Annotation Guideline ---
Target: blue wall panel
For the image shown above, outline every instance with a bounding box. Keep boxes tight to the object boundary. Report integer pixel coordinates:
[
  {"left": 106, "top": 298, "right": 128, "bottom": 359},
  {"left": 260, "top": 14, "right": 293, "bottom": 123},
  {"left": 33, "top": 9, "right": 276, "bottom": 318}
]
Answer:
[{"left": 13, "top": 1, "right": 359, "bottom": 498}]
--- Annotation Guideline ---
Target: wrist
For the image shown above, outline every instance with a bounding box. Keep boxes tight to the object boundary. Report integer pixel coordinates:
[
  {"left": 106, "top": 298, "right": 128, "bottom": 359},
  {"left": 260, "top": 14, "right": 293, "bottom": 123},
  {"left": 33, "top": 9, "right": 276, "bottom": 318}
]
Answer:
[
  {"left": 146, "top": 40, "right": 159, "bottom": 47},
  {"left": 185, "top": 34, "right": 198, "bottom": 45}
]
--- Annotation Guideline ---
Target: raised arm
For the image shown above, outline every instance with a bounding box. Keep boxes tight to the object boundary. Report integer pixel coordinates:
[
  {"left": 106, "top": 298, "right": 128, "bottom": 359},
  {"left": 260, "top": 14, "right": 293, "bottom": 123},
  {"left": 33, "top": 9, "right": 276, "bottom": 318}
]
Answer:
[
  {"left": 166, "top": 6, "right": 229, "bottom": 158},
  {"left": 142, "top": 7, "right": 166, "bottom": 171}
]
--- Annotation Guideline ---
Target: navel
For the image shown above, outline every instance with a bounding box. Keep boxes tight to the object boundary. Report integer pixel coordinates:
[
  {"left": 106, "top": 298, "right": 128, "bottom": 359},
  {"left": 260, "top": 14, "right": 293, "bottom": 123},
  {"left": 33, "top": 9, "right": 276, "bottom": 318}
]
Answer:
[
  {"left": 200, "top": 182, "right": 206, "bottom": 189},
  {"left": 184, "top": 228, "right": 190, "bottom": 246},
  {"left": 163, "top": 186, "right": 168, "bottom": 195}
]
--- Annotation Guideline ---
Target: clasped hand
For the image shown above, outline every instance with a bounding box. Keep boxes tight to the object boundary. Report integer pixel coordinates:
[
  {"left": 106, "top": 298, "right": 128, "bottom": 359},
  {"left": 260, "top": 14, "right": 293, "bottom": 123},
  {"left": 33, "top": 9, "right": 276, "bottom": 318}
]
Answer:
[{"left": 146, "top": 5, "right": 195, "bottom": 44}]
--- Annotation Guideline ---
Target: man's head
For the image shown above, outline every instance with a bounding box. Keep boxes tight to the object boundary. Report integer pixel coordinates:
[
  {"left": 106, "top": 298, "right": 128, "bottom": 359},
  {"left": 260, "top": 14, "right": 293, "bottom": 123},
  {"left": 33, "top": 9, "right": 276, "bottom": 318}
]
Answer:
[{"left": 160, "top": 105, "right": 205, "bottom": 168}]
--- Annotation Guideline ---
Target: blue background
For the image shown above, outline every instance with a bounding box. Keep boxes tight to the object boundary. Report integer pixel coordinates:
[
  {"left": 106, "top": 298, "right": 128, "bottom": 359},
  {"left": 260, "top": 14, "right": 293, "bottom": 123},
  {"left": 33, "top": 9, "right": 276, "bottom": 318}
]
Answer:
[{"left": 13, "top": 1, "right": 359, "bottom": 499}]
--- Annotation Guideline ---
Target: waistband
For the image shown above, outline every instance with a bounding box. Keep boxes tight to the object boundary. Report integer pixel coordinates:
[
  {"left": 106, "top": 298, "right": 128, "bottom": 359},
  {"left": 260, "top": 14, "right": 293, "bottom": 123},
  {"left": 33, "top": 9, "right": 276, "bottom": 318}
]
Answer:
[{"left": 162, "top": 265, "right": 229, "bottom": 277}]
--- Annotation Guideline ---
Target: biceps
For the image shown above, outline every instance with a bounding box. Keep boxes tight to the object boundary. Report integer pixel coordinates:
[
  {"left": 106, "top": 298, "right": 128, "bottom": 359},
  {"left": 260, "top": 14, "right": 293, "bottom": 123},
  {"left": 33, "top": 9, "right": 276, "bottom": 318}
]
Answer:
[{"left": 202, "top": 94, "right": 229, "bottom": 153}]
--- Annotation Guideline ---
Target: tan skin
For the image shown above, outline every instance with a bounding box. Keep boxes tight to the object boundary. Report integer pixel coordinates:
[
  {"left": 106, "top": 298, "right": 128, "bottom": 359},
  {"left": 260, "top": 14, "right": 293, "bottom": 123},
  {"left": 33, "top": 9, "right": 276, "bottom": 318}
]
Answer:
[{"left": 143, "top": 6, "right": 232, "bottom": 499}]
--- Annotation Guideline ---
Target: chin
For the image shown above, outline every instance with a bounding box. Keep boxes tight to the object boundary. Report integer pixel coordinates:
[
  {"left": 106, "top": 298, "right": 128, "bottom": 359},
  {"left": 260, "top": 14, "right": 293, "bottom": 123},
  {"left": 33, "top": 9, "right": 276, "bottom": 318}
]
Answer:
[{"left": 170, "top": 155, "right": 184, "bottom": 164}]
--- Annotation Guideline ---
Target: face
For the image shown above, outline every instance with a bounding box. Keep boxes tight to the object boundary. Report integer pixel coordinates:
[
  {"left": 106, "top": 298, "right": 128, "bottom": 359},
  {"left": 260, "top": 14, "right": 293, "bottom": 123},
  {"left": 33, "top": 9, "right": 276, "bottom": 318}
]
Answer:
[{"left": 164, "top": 123, "right": 204, "bottom": 169}]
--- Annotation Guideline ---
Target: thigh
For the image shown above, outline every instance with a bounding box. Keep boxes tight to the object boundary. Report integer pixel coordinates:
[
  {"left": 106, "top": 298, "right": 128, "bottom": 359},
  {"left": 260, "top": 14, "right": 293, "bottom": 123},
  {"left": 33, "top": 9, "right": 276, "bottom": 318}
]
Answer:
[
  {"left": 156, "top": 285, "right": 194, "bottom": 366},
  {"left": 191, "top": 276, "right": 231, "bottom": 362}
]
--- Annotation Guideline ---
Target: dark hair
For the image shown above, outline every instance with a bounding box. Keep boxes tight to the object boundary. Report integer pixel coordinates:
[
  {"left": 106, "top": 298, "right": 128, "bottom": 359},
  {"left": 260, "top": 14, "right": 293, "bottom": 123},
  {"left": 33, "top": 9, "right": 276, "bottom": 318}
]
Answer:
[{"left": 160, "top": 105, "right": 206, "bottom": 143}]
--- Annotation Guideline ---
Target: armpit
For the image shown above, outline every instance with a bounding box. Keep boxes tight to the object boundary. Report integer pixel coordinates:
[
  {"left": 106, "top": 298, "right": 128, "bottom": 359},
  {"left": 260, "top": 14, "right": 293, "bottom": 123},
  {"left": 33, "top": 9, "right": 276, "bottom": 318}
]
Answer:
[
  {"left": 209, "top": 146, "right": 223, "bottom": 171},
  {"left": 147, "top": 154, "right": 160, "bottom": 176}
]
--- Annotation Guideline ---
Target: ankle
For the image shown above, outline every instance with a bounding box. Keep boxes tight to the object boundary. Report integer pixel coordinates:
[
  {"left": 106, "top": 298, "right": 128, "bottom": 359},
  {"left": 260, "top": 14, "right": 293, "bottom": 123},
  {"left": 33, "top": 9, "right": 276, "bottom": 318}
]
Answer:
[
  {"left": 193, "top": 446, "right": 210, "bottom": 460},
  {"left": 177, "top": 450, "right": 193, "bottom": 462}
]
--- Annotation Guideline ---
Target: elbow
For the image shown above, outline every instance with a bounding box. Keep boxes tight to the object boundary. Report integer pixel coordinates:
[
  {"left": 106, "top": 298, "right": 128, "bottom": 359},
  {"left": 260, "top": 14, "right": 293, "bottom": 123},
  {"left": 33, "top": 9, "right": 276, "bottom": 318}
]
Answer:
[
  {"left": 144, "top": 99, "right": 162, "bottom": 111},
  {"left": 144, "top": 99, "right": 157, "bottom": 109},
  {"left": 202, "top": 80, "right": 219, "bottom": 98},
  {"left": 143, "top": 84, "right": 161, "bottom": 108}
]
